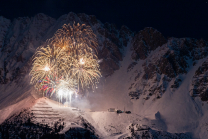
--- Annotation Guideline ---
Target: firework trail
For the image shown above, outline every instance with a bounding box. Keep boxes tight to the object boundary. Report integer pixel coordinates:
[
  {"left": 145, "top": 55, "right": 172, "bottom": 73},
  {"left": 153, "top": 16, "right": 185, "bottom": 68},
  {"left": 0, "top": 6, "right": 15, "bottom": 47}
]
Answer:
[{"left": 56, "top": 79, "right": 77, "bottom": 103}]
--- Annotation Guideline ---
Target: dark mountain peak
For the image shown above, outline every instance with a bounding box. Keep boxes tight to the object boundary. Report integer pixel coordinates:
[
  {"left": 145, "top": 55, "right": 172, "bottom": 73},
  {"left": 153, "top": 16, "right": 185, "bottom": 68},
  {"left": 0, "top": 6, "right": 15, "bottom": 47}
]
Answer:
[
  {"left": 131, "top": 27, "right": 167, "bottom": 60},
  {"left": 120, "top": 25, "right": 132, "bottom": 36},
  {"left": 0, "top": 12, "right": 133, "bottom": 83},
  {"left": 129, "top": 36, "right": 208, "bottom": 102},
  {"left": 77, "top": 13, "right": 100, "bottom": 26},
  {"left": 34, "top": 13, "right": 53, "bottom": 19}
]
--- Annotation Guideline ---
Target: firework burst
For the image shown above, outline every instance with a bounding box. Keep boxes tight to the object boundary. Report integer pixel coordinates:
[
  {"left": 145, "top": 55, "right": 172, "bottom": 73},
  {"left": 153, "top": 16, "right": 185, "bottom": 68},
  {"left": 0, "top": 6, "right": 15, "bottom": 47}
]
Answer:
[
  {"left": 48, "top": 23, "right": 98, "bottom": 50},
  {"left": 47, "top": 23, "right": 101, "bottom": 90},
  {"left": 29, "top": 45, "right": 68, "bottom": 89},
  {"left": 69, "top": 53, "right": 101, "bottom": 90},
  {"left": 38, "top": 74, "right": 62, "bottom": 97},
  {"left": 56, "top": 79, "right": 77, "bottom": 93},
  {"left": 30, "top": 23, "right": 101, "bottom": 100}
]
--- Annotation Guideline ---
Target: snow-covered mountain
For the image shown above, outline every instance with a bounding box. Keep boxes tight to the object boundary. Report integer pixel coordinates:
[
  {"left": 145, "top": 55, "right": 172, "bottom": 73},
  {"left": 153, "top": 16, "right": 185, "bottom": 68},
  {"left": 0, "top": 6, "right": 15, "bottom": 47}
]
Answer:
[
  {"left": 0, "top": 12, "right": 131, "bottom": 84},
  {"left": 1, "top": 12, "right": 208, "bottom": 138},
  {"left": 0, "top": 12, "right": 131, "bottom": 110}
]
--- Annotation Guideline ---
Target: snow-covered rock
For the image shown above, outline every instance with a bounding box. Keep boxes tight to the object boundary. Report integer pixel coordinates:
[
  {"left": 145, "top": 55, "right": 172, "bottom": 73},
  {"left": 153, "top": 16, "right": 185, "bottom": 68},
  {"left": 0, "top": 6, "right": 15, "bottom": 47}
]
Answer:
[
  {"left": 0, "top": 12, "right": 130, "bottom": 86},
  {"left": 1, "top": 12, "right": 208, "bottom": 138}
]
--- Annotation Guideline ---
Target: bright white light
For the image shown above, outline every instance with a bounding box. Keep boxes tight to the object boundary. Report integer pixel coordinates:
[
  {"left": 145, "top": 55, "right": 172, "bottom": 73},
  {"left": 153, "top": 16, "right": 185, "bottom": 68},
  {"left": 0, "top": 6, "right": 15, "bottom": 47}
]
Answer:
[
  {"left": 58, "top": 88, "right": 70, "bottom": 97},
  {"left": 69, "top": 90, "right": 73, "bottom": 95},
  {"left": 57, "top": 88, "right": 75, "bottom": 105},
  {"left": 44, "top": 66, "right": 50, "bottom": 71},
  {"left": 79, "top": 58, "right": 85, "bottom": 65}
]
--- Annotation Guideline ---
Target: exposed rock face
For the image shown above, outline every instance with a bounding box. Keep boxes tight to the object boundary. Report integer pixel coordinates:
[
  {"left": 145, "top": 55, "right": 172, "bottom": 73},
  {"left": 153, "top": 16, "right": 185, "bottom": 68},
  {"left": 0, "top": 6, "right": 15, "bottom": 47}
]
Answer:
[
  {"left": 131, "top": 27, "right": 167, "bottom": 60},
  {"left": 126, "top": 123, "right": 191, "bottom": 139},
  {"left": 96, "top": 23, "right": 132, "bottom": 76},
  {"left": 1, "top": 12, "right": 208, "bottom": 104},
  {"left": 0, "top": 17, "right": 11, "bottom": 48},
  {"left": 0, "top": 14, "right": 56, "bottom": 84},
  {"left": 128, "top": 37, "right": 208, "bottom": 101},
  {"left": 0, "top": 12, "right": 133, "bottom": 84},
  {"left": 191, "top": 59, "right": 208, "bottom": 101}
]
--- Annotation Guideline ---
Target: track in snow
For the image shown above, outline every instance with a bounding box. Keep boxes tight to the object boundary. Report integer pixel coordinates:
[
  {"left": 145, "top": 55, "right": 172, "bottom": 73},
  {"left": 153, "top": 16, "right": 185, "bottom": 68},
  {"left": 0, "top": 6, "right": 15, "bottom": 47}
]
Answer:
[{"left": 30, "top": 99, "right": 63, "bottom": 125}]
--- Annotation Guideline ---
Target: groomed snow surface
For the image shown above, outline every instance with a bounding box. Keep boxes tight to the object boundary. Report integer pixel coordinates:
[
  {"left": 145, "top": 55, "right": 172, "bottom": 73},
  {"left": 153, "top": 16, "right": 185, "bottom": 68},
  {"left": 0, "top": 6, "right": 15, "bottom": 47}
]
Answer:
[{"left": 0, "top": 96, "right": 192, "bottom": 139}]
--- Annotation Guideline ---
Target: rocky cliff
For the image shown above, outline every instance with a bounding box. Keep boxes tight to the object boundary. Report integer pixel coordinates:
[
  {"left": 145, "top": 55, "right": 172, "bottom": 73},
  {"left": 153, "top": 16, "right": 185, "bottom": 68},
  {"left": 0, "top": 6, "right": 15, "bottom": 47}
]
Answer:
[
  {"left": 0, "top": 12, "right": 133, "bottom": 85},
  {"left": 1, "top": 12, "right": 208, "bottom": 105},
  {"left": 129, "top": 35, "right": 208, "bottom": 103}
]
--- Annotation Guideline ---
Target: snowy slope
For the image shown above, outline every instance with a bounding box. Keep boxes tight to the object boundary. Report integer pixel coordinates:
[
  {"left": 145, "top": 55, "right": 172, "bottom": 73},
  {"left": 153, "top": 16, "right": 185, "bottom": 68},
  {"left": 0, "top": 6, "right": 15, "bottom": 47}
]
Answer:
[
  {"left": 0, "top": 13, "right": 131, "bottom": 86},
  {"left": 0, "top": 12, "right": 131, "bottom": 122},
  {"left": 0, "top": 12, "right": 208, "bottom": 138},
  {"left": 90, "top": 38, "right": 208, "bottom": 138},
  {"left": 0, "top": 96, "right": 192, "bottom": 139}
]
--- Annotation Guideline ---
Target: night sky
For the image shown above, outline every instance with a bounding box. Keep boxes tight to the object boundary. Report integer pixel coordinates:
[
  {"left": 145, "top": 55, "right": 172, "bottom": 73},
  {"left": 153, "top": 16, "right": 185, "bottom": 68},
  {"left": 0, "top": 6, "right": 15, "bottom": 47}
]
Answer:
[{"left": 1, "top": 0, "right": 208, "bottom": 40}]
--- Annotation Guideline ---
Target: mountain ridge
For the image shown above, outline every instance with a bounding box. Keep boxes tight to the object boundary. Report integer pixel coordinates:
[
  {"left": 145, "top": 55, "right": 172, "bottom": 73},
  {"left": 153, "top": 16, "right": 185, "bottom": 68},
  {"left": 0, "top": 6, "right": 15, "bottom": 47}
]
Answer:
[{"left": 1, "top": 12, "right": 208, "bottom": 138}]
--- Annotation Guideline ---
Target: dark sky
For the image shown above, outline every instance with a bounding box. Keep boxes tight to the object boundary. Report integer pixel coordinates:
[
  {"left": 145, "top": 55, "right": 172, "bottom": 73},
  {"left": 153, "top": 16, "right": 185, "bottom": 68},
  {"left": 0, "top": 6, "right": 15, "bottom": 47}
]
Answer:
[{"left": 1, "top": 0, "right": 208, "bottom": 40}]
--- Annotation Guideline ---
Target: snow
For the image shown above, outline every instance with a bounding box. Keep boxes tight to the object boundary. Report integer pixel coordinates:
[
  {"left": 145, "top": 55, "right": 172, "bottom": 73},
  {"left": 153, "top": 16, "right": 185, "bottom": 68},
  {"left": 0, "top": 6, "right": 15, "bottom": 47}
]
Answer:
[
  {"left": 29, "top": 97, "right": 137, "bottom": 138},
  {"left": 87, "top": 40, "right": 135, "bottom": 111},
  {"left": 0, "top": 86, "right": 192, "bottom": 138},
  {"left": 0, "top": 41, "right": 203, "bottom": 138},
  {"left": 0, "top": 87, "right": 35, "bottom": 124},
  {"left": 0, "top": 13, "right": 208, "bottom": 138},
  {"left": 85, "top": 41, "right": 208, "bottom": 138}
]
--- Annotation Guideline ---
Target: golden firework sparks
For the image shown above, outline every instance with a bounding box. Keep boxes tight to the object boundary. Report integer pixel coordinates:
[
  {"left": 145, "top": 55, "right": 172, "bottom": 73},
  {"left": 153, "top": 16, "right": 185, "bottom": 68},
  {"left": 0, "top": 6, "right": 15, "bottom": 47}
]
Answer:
[
  {"left": 69, "top": 53, "right": 101, "bottom": 90},
  {"left": 47, "top": 23, "right": 98, "bottom": 56},
  {"left": 30, "top": 23, "right": 101, "bottom": 97},
  {"left": 29, "top": 45, "right": 68, "bottom": 88}
]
